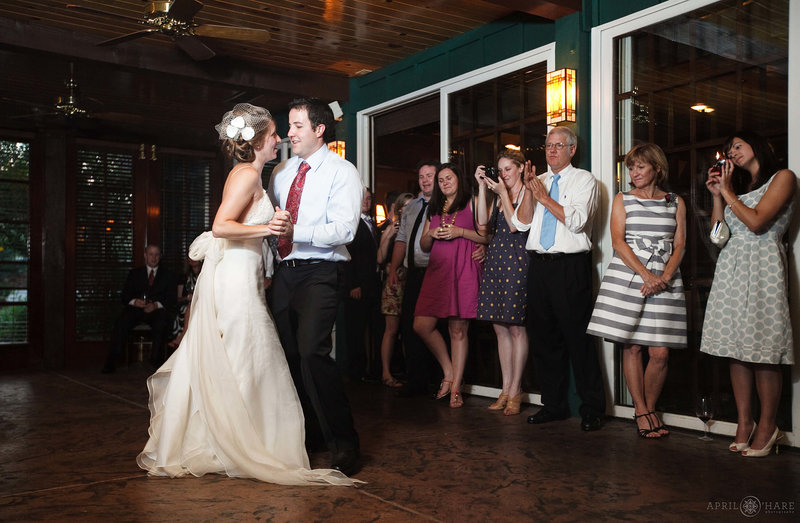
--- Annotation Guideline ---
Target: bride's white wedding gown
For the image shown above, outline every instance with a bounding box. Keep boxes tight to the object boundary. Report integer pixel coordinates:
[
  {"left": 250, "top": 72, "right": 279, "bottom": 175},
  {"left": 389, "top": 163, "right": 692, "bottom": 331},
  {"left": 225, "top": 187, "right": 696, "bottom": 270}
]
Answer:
[{"left": 137, "top": 193, "right": 356, "bottom": 486}]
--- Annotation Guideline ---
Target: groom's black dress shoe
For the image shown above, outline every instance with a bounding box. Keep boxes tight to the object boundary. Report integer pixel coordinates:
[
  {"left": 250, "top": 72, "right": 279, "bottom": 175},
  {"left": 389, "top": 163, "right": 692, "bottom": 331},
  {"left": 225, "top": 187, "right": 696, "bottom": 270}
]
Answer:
[
  {"left": 331, "top": 449, "right": 360, "bottom": 476},
  {"left": 581, "top": 415, "right": 602, "bottom": 432},
  {"left": 527, "top": 409, "right": 568, "bottom": 424}
]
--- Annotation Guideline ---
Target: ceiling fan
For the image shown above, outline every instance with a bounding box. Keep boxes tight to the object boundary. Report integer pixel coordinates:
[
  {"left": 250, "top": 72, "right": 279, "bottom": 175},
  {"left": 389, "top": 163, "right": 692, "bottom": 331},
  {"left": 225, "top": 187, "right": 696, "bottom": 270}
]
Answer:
[
  {"left": 66, "top": 0, "right": 271, "bottom": 61},
  {"left": 6, "top": 63, "right": 143, "bottom": 124}
]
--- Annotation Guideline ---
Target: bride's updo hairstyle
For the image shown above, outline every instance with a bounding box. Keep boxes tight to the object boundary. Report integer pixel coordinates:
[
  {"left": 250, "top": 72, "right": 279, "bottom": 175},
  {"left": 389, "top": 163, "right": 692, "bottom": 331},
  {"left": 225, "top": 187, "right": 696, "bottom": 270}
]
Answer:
[{"left": 215, "top": 103, "right": 273, "bottom": 163}]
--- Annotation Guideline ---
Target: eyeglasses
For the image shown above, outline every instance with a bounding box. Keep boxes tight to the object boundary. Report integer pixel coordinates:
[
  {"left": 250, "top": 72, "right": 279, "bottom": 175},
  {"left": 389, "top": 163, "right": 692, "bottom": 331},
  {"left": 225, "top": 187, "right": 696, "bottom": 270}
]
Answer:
[{"left": 544, "top": 142, "right": 571, "bottom": 150}]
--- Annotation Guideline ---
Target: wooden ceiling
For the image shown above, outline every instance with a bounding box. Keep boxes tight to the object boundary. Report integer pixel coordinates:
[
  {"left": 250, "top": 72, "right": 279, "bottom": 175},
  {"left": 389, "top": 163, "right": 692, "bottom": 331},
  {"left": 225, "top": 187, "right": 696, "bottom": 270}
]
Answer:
[{"left": 0, "top": 0, "right": 580, "bottom": 148}]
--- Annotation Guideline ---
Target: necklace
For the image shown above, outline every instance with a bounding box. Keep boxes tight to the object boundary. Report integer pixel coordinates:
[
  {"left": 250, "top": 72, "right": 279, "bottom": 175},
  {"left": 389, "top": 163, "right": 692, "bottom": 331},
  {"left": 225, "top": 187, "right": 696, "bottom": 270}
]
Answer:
[
  {"left": 440, "top": 200, "right": 458, "bottom": 231},
  {"left": 441, "top": 209, "right": 458, "bottom": 227},
  {"left": 512, "top": 183, "right": 524, "bottom": 205}
]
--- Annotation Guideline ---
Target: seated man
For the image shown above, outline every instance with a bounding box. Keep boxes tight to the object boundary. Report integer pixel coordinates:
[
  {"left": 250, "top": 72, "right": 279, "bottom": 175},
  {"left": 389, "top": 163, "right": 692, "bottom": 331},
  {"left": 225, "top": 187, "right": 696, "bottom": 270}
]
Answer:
[{"left": 102, "top": 244, "right": 177, "bottom": 373}]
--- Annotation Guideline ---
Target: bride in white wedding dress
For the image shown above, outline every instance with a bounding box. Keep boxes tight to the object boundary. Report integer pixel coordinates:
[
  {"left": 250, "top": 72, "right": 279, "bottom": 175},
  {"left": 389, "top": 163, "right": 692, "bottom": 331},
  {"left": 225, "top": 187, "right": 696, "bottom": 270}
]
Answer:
[{"left": 136, "top": 104, "right": 358, "bottom": 486}]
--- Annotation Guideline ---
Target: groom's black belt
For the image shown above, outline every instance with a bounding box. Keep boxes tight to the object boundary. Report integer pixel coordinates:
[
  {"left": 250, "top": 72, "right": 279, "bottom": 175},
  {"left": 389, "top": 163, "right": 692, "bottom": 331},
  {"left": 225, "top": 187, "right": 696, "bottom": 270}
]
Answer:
[{"left": 279, "top": 258, "right": 326, "bottom": 268}]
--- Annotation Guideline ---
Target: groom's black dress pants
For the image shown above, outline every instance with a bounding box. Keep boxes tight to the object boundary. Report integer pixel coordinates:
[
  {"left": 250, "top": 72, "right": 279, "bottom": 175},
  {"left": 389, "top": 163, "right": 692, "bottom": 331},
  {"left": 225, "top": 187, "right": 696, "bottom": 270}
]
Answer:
[{"left": 269, "top": 261, "right": 360, "bottom": 454}]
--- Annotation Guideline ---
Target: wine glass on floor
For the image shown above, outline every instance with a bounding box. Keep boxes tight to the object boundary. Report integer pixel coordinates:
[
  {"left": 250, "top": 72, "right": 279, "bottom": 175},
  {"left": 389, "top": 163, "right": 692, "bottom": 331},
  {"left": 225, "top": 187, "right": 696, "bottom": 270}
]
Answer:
[{"left": 696, "top": 394, "right": 714, "bottom": 441}]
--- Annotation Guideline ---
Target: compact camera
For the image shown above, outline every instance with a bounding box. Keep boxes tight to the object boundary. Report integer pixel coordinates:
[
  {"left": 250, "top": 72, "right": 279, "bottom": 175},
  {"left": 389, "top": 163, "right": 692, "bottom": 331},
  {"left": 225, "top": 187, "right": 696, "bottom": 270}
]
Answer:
[
  {"left": 710, "top": 156, "right": 726, "bottom": 174},
  {"left": 484, "top": 166, "right": 499, "bottom": 181}
]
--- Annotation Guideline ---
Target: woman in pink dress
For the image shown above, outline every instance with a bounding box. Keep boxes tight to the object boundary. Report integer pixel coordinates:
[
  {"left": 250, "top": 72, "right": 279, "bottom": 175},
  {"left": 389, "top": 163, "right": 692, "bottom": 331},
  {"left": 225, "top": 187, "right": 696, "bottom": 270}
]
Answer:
[{"left": 414, "top": 163, "right": 488, "bottom": 408}]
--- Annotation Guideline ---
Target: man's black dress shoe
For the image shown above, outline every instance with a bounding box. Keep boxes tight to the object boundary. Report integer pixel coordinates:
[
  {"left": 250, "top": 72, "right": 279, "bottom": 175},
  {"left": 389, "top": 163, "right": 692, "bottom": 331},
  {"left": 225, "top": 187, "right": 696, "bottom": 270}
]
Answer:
[
  {"left": 581, "top": 415, "right": 602, "bottom": 431},
  {"left": 331, "top": 449, "right": 360, "bottom": 476},
  {"left": 527, "top": 409, "right": 569, "bottom": 424},
  {"left": 101, "top": 362, "right": 115, "bottom": 374}
]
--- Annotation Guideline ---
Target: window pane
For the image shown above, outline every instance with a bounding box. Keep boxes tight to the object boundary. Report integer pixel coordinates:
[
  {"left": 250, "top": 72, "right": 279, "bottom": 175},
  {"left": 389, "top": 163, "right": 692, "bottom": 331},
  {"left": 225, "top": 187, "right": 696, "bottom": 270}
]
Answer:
[
  {"left": 613, "top": 0, "right": 789, "bottom": 423},
  {"left": 0, "top": 142, "right": 30, "bottom": 181},
  {"left": 0, "top": 140, "right": 29, "bottom": 344},
  {"left": 0, "top": 305, "right": 27, "bottom": 343},
  {"left": 75, "top": 148, "right": 135, "bottom": 341},
  {"left": 0, "top": 181, "right": 28, "bottom": 223},
  {"left": 161, "top": 154, "right": 211, "bottom": 272},
  {"left": 448, "top": 60, "right": 547, "bottom": 392},
  {"left": 0, "top": 222, "right": 30, "bottom": 262}
]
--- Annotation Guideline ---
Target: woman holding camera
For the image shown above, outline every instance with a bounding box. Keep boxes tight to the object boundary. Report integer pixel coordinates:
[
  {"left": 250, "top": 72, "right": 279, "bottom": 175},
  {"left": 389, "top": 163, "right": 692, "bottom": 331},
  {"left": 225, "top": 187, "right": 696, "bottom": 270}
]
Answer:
[
  {"left": 700, "top": 131, "right": 795, "bottom": 457},
  {"left": 473, "top": 150, "right": 531, "bottom": 415}
]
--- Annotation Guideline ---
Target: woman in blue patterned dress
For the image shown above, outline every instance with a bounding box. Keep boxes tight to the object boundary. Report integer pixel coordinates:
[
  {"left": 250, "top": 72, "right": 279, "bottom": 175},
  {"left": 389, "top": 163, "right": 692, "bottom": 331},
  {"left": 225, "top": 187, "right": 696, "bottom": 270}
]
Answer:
[
  {"left": 700, "top": 131, "right": 795, "bottom": 457},
  {"left": 587, "top": 143, "right": 687, "bottom": 438},
  {"left": 474, "top": 150, "right": 531, "bottom": 416}
]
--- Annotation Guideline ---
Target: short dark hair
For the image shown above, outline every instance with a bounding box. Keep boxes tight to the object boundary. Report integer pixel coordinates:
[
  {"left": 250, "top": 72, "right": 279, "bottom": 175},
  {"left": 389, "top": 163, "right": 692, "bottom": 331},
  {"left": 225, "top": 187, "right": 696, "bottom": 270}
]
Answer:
[
  {"left": 289, "top": 97, "right": 336, "bottom": 143},
  {"left": 415, "top": 158, "right": 440, "bottom": 174}
]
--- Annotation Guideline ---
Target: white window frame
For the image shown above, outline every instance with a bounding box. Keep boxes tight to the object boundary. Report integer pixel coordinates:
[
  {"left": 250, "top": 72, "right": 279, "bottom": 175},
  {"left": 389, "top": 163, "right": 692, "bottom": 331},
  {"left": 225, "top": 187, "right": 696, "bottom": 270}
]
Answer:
[
  {"left": 356, "top": 43, "right": 555, "bottom": 187},
  {"left": 355, "top": 44, "right": 554, "bottom": 402},
  {"left": 591, "top": 0, "right": 799, "bottom": 445}
]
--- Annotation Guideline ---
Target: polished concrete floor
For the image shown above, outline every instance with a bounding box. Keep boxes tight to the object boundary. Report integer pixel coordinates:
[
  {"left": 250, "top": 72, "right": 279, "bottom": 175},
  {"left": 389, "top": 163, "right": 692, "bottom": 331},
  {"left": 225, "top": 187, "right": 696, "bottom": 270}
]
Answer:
[{"left": 1, "top": 367, "right": 798, "bottom": 522}]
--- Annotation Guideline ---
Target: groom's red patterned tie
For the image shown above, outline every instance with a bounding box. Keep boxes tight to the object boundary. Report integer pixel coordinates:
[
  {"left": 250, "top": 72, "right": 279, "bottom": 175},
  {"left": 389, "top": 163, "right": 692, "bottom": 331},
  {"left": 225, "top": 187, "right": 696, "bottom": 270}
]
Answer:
[{"left": 278, "top": 161, "right": 311, "bottom": 259}]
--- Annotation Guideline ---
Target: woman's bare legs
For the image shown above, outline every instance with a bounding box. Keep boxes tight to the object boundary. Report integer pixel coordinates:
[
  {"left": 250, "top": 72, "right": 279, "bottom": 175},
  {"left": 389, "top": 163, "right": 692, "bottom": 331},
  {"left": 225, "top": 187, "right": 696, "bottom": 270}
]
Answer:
[
  {"left": 623, "top": 344, "right": 657, "bottom": 437},
  {"left": 493, "top": 323, "right": 512, "bottom": 395},
  {"left": 730, "top": 360, "right": 756, "bottom": 445},
  {"left": 380, "top": 314, "right": 401, "bottom": 385},
  {"left": 644, "top": 346, "right": 669, "bottom": 435},
  {"left": 750, "top": 363, "right": 782, "bottom": 450},
  {"left": 414, "top": 315, "right": 453, "bottom": 395},
  {"left": 448, "top": 318, "right": 469, "bottom": 407},
  {"left": 507, "top": 324, "right": 528, "bottom": 398}
]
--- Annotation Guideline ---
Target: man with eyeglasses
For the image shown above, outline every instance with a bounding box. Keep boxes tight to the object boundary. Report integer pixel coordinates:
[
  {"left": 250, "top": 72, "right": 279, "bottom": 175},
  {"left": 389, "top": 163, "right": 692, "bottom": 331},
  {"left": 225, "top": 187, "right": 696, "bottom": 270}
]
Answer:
[{"left": 511, "top": 126, "right": 606, "bottom": 432}]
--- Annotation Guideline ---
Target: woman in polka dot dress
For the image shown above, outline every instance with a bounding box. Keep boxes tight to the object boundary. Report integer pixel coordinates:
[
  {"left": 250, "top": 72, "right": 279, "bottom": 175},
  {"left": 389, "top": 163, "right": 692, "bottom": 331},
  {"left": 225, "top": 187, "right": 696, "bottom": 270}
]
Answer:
[
  {"left": 701, "top": 131, "right": 795, "bottom": 457},
  {"left": 475, "top": 150, "right": 531, "bottom": 416}
]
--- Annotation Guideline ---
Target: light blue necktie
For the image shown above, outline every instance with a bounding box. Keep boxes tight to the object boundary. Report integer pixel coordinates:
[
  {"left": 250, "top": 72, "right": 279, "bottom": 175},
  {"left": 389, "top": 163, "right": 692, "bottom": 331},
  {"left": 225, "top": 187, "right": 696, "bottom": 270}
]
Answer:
[{"left": 539, "top": 173, "right": 560, "bottom": 250}]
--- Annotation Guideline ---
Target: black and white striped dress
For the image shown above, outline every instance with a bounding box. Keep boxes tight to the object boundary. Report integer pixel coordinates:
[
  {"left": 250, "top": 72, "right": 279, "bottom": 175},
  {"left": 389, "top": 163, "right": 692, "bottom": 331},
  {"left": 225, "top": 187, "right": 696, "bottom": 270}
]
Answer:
[{"left": 587, "top": 193, "right": 687, "bottom": 348}]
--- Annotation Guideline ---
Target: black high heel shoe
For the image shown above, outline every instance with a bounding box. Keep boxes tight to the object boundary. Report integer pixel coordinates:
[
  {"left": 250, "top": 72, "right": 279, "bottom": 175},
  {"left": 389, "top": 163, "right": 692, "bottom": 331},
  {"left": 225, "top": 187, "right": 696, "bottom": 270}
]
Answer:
[{"left": 634, "top": 412, "right": 659, "bottom": 438}]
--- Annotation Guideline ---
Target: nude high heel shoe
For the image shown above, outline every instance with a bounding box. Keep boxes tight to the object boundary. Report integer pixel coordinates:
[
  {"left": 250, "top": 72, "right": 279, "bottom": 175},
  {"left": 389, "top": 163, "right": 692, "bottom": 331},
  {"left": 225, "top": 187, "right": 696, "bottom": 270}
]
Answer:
[
  {"left": 503, "top": 394, "right": 522, "bottom": 416},
  {"left": 728, "top": 422, "right": 756, "bottom": 452},
  {"left": 742, "top": 427, "right": 782, "bottom": 457},
  {"left": 488, "top": 393, "right": 509, "bottom": 411}
]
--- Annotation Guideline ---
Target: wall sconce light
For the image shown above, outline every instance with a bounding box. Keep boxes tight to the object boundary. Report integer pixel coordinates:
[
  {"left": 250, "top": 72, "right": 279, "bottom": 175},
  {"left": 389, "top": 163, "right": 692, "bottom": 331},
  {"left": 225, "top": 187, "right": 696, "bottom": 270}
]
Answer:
[
  {"left": 691, "top": 102, "right": 715, "bottom": 113},
  {"left": 328, "top": 140, "right": 346, "bottom": 158},
  {"left": 375, "top": 204, "right": 387, "bottom": 226},
  {"left": 546, "top": 68, "right": 577, "bottom": 125}
]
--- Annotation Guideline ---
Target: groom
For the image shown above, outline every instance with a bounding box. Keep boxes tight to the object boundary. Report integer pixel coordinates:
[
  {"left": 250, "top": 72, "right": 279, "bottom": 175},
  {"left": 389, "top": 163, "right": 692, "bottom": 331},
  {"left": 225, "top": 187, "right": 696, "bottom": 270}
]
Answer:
[{"left": 268, "top": 97, "right": 363, "bottom": 475}]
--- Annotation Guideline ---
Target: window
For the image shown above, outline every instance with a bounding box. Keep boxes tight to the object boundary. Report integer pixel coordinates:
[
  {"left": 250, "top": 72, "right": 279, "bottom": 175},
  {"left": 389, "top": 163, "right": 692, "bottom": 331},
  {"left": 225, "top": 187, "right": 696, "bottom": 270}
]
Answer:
[
  {"left": 449, "top": 63, "right": 548, "bottom": 175},
  {"left": 0, "top": 141, "right": 30, "bottom": 344},
  {"left": 160, "top": 154, "right": 211, "bottom": 271},
  {"left": 609, "top": 0, "right": 790, "bottom": 422},
  {"left": 75, "top": 148, "right": 135, "bottom": 341}
]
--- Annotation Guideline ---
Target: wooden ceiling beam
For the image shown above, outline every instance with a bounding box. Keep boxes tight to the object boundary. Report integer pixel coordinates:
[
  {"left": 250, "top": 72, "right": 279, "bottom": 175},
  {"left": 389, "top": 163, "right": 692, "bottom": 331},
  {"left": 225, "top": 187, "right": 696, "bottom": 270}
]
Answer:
[
  {"left": 0, "top": 16, "right": 350, "bottom": 102},
  {"left": 482, "top": 0, "right": 581, "bottom": 20}
]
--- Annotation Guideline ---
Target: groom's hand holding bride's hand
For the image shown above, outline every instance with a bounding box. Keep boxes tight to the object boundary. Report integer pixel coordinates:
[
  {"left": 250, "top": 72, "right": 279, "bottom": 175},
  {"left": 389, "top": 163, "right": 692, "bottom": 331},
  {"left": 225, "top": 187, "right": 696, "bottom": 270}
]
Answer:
[{"left": 268, "top": 207, "right": 293, "bottom": 239}]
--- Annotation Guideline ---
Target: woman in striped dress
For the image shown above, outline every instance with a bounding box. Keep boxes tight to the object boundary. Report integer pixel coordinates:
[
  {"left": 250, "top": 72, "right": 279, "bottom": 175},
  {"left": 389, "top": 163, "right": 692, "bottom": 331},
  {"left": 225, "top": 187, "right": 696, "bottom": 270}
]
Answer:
[{"left": 587, "top": 143, "right": 687, "bottom": 438}]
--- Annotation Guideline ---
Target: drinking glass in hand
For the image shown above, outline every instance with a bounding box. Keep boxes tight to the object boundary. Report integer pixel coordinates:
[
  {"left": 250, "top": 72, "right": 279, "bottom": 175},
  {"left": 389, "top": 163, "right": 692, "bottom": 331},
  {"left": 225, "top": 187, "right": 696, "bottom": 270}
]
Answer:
[{"left": 696, "top": 395, "right": 714, "bottom": 441}]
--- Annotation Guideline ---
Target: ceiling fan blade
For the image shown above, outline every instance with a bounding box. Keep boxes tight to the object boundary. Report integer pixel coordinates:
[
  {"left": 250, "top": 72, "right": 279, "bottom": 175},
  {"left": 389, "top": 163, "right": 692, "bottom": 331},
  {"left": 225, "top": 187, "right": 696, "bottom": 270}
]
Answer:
[
  {"left": 98, "top": 29, "right": 160, "bottom": 47},
  {"left": 195, "top": 24, "right": 271, "bottom": 44},
  {"left": 173, "top": 35, "right": 216, "bottom": 61},
  {"left": 9, "top": 111, "right": 60, "bottom": 120},
  {"left": 169, "top": 0, "right": 204, "bottom": 23},
  {"left": 1, "top": 96, "right": 48, "bottom": 109},
  {"left": 66, "top": 4, "right": 143, "bottom": 24},
  {"left": 92, "top": 112, "right": 146, "bottom": 124}
]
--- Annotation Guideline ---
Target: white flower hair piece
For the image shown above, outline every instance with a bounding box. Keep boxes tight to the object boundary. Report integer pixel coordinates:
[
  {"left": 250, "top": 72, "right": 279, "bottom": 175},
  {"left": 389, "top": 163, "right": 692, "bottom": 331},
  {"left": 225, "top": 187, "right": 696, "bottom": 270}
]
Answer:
[{"left": 215, "top": 103, "right": 273, "bottom": 143}]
